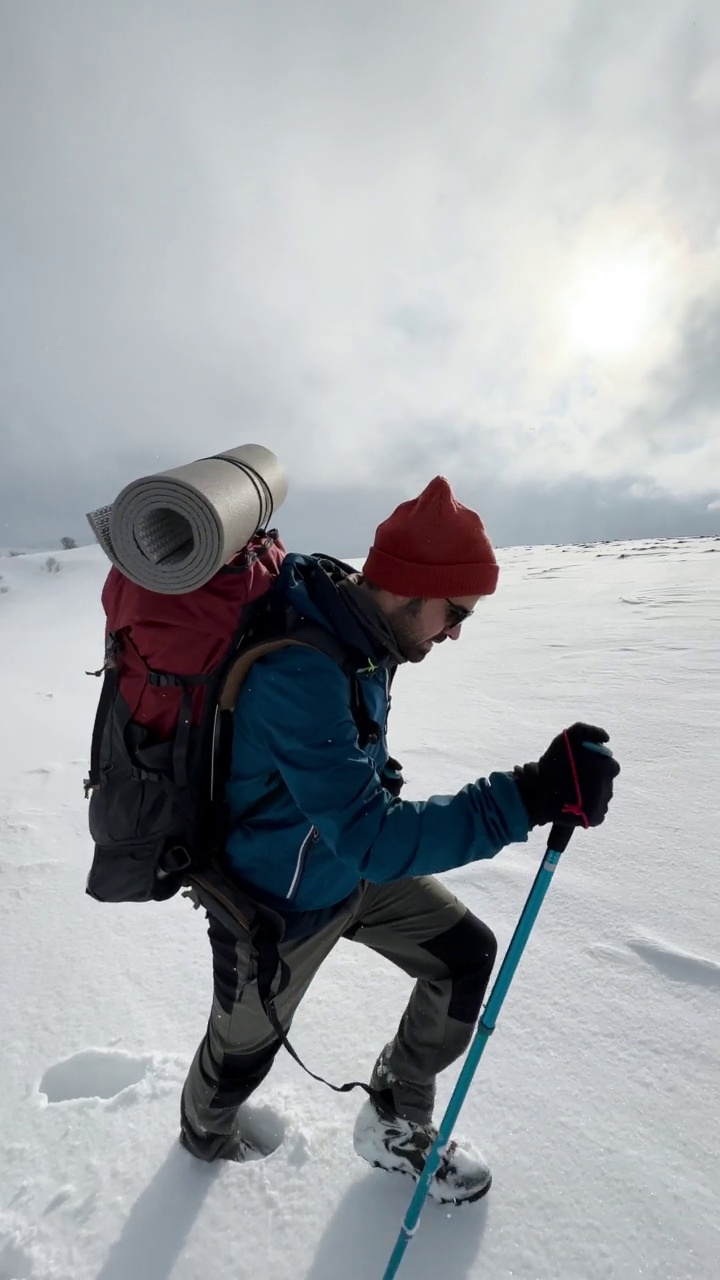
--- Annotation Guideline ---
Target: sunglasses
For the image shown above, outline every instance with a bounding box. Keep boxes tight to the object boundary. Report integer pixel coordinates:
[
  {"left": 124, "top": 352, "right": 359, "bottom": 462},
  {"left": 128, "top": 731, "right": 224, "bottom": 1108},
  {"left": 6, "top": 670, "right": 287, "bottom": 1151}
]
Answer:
[{"left": 445, "top": 599, "right": 475, "bottom": 628}]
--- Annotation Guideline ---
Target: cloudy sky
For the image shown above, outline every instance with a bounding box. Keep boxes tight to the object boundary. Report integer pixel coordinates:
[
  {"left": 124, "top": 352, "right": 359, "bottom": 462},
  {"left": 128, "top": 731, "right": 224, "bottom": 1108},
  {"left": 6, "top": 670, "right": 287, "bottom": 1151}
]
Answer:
[{"left": 1, "top": 0, "right": 719, "bottom": 554}]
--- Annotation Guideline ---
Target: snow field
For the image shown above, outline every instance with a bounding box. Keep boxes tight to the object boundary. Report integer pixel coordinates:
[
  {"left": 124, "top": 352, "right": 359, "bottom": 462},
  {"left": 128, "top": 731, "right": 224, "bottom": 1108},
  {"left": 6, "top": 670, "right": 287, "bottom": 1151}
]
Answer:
[{"left": 1, "top": 537, "right": 718, "bottom": 1279}]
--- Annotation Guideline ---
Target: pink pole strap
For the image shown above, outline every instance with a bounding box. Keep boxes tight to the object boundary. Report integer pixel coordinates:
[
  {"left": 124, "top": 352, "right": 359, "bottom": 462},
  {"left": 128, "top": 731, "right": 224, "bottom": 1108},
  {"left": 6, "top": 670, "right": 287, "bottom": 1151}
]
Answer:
[{"left": 560, "top": 729, "right": 590, "bottom": 828}]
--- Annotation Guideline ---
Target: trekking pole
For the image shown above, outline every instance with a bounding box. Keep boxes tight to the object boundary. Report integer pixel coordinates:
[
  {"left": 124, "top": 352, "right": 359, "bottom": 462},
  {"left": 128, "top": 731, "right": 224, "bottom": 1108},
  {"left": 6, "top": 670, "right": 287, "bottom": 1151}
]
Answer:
[{"left": 379, "top": 821, "right": 575, "bottom": 1280}]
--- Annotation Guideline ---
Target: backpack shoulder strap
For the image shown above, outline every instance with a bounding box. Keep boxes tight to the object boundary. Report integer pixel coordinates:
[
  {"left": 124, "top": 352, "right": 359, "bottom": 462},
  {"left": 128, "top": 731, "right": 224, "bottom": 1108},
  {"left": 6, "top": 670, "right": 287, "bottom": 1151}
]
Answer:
[
  {"left": 219, "top": 625, "right": 381, "bottom": 747},
  {"left": 219, "top": 637, "right": 318, "bottom": 711},
  {"left": 286, "top": 622, "right": 380, "bottom": 747}
]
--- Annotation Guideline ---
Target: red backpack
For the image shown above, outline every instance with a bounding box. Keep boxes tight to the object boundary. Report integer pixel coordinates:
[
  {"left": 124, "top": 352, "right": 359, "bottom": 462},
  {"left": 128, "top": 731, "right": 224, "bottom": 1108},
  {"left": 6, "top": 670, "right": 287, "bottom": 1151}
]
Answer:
[
  {"left": 84, "top": 531, "right": 288, "bottom": 906},
  {"left": 84, "top": 532, "right": 382, "bottom": 920}
]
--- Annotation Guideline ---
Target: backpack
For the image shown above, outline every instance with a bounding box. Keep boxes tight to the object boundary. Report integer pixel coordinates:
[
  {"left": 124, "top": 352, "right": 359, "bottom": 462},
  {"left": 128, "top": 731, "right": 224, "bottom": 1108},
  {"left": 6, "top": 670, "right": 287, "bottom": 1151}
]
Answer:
[{"left": 84, "top": 531, "right": 389, "bottom": 913}]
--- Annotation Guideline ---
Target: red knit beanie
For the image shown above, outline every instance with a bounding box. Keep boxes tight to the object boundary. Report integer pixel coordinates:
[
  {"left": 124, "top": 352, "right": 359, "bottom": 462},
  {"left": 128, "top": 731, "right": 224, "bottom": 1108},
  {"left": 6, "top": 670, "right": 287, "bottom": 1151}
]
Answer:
[{"left": 362, "top": 477, "right": 499, "bottom": 598}]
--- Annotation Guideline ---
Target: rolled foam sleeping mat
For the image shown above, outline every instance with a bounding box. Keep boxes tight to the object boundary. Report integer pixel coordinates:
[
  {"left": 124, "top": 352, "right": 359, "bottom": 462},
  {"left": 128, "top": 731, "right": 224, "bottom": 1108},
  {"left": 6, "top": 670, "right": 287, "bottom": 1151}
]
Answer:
[{"left": 86, "top": 444, "right": 287, "bottom": 594}]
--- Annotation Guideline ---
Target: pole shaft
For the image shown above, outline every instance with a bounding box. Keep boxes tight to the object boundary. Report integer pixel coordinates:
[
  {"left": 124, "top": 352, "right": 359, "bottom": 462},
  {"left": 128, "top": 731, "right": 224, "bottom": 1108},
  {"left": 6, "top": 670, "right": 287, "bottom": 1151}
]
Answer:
[{"left": 379, "top": 835, "right": 569, "bottom": 1280}]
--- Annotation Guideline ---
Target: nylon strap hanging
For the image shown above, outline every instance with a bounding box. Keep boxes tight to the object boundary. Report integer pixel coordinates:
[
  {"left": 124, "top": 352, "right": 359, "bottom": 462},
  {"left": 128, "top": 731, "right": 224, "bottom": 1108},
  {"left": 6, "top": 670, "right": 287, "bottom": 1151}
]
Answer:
[{"left": 253, "top": 925, "right": 387, "bottom": 1106}]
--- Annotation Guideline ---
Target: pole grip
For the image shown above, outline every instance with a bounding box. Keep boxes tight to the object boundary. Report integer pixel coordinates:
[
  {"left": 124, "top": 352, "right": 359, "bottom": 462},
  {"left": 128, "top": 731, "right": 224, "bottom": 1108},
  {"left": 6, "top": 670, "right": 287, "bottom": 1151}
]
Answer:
[{"left": 548, "top": 823, "right": 574, "bottom": 854}]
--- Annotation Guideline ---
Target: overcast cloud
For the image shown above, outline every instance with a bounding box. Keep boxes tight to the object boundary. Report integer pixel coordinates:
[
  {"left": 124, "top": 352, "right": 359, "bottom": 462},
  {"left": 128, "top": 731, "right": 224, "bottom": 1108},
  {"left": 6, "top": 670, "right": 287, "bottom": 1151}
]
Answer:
[{"left": 1, "top": 0, "right": 719, "bottom": 553}]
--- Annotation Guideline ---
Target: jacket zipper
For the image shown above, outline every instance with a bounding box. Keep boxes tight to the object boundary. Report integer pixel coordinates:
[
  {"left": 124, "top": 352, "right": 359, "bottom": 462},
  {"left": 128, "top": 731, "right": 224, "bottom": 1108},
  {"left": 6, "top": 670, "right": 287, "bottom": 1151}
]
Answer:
[{"left": 287, "top": 825, "right": 318, "bottom": 900}]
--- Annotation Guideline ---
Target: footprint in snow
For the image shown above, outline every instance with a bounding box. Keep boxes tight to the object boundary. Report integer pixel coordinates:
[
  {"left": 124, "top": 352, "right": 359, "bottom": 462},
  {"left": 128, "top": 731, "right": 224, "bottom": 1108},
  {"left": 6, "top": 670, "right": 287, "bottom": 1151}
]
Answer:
[
  {"left": 38, "top": 1049, "right": 153, "bottom": 1104},
  {"left": 235, "top": 1101, "right": 288, "bottom": 1160},
  {"left": 590, "top": 936, "right": 720, "bottom": 992}
]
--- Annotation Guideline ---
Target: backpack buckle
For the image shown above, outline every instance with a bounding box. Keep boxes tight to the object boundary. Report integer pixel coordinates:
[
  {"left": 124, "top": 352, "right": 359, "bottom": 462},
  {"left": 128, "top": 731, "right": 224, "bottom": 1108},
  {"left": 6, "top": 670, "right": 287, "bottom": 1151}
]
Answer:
[
  {"left": 130, "top": 765, "right": 162, "bottom": 782},
  {"left": 147, "top": 672, "right": 180, "bottom": 688}
]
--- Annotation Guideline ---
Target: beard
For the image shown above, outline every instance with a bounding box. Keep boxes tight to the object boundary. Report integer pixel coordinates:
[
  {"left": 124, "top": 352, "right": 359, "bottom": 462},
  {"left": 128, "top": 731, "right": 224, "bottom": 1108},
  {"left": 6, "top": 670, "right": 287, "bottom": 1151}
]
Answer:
[{"left": 388, "top": 601, "right": 448, "bottom": 664}]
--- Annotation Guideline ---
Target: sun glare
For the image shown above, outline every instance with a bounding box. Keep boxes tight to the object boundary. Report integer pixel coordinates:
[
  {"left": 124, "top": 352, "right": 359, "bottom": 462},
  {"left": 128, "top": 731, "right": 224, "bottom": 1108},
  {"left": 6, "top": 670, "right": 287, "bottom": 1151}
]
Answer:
[{"left": 564, "top": 259, "right": 657, "bottom": 357}]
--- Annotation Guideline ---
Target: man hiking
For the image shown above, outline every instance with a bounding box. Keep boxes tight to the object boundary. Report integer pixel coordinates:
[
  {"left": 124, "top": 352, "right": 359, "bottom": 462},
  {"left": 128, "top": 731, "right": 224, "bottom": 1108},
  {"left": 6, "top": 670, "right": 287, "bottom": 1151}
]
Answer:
[{"left": 180, "top": 476, "right": 620, "bottom": 1204}]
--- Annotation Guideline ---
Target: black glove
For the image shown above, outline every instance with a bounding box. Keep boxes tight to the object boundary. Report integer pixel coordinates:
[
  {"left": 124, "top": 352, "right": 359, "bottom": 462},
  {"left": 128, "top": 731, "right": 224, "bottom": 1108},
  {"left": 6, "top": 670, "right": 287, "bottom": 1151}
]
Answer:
[{"left": 513, "top": 723, "right": 620, "bottom": 829}]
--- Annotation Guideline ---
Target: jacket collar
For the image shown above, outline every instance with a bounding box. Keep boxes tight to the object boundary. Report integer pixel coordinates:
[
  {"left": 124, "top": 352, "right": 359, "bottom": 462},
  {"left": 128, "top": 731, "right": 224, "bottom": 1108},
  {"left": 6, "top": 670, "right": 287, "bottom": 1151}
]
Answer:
[{"left": 280, "top": 553, "right": 400, "bottom": 669}]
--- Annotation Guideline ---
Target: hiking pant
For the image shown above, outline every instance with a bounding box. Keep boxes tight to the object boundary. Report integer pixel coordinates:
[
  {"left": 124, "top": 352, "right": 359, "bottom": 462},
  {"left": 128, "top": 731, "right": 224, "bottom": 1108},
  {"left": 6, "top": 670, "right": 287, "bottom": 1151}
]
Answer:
[{"left": 181, "top": 876, "right": 497, "bottom": 1159}]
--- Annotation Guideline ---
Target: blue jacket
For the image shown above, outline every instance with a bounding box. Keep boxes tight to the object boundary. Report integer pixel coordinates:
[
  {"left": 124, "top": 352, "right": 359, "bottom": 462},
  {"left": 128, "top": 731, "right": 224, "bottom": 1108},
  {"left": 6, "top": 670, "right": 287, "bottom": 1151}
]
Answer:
[{"left": 225, "top": 554, "right": 530, "bottom": 923}]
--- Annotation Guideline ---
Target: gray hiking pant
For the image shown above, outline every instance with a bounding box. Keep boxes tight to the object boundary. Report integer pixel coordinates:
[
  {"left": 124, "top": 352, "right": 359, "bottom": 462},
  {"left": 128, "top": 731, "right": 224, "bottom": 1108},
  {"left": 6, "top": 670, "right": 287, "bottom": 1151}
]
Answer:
[{"left": 181, "top": 876, "right": 496, "bottom": 1159}]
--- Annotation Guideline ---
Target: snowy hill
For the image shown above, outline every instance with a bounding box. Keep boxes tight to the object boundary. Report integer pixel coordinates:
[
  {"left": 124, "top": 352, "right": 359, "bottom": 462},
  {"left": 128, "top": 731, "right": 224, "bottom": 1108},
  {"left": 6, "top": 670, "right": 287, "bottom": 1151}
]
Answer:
[{"left": 1, "top": 536, "right": 719, "bottom": 1280}]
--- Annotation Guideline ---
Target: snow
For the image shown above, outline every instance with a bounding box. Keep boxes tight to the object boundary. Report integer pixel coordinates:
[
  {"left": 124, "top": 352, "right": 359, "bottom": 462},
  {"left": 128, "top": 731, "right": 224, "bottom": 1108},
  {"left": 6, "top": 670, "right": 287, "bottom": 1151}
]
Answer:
[{"left": 1, "top": 535, "right": 718, "bottom": 1280}]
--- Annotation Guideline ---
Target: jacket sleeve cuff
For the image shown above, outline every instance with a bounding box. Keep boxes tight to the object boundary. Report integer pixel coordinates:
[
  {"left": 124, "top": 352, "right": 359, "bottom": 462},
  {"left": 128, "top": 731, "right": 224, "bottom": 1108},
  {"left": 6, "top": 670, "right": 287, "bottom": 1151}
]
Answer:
[{"left": 511, "top": 764, "right": 546, "bottom": 829}]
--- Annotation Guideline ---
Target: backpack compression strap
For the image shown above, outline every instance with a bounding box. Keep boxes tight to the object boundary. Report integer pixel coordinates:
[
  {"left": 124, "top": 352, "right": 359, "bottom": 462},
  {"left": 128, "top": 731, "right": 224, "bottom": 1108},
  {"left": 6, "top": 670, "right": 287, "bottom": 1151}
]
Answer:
[
  {"left": 186, "top": 862, "right": 389, "bottom": 1110},
  {"left": 255, "top": 938, "right": 389, "bottom": 1108}
]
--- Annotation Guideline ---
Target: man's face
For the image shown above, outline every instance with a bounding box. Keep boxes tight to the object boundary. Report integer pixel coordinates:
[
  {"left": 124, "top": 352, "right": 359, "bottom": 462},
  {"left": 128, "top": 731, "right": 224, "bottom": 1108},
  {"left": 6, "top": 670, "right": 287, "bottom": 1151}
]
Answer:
[{"left": 388, "top": 595, "right": 481, "bottom": 664}]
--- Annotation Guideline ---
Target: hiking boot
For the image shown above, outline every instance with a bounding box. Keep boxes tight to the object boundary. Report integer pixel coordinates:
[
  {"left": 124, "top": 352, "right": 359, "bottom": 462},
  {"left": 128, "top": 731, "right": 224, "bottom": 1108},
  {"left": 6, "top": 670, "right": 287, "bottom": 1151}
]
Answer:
[{"left": 353, "top": 1098, "right": 492, "bottom": 1205}]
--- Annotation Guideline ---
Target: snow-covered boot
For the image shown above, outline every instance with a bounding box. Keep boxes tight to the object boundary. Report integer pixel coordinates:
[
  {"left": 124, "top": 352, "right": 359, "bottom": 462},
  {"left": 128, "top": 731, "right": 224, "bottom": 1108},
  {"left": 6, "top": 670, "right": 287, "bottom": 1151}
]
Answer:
[{"left": 353, "top": 1098, "right": 492, "bottom": 1205}]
